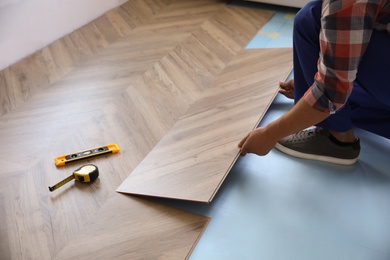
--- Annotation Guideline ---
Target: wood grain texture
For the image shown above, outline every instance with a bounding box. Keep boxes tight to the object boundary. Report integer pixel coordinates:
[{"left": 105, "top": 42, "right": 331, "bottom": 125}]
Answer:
[
  {"left": 117, "top": 49, "right": 293, "bottom": 202},
  {"left": 54, "top": 193, "right": 209, "bottom": 260},
  {"left": 0, "top": 0, "right": 279, "bottom": 259},
  {"left": 0, "top": 0, "right": 171, "bottom": 117}
]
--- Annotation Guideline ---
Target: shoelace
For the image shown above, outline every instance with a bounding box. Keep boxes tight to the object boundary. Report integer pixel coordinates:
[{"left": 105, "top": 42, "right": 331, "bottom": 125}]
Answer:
[{"left": 290, "top": 128, "right": 324, "bottom": 142}]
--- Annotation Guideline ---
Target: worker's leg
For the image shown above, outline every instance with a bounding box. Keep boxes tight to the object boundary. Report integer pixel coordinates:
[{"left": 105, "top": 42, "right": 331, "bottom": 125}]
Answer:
[
  {"left": 293, "top": 0, "right": 356, "bottom": 132},
  {"left": 277, "top": 0, "right": 388, "bottom": 165},
  {"left": 348, "top": 29, "right": 390, "bottom": 139},
  {"left": 278, "top": 0, "right": 359, "bottom": 165},
  {"left": 292, "top": 0, "right": 390, "bottom": 138},
  {"left": 293, "top": 0, "right": 353, "bottom": 132},
  {"left": 292, "top": 0, "right": 321, "bottom": 102},
  {"left": 317, "top": 26, "right": 390, "bottom": 138}
]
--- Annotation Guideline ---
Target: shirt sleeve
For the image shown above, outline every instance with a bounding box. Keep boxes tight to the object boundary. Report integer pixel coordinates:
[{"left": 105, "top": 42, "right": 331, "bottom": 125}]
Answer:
[{"left": 304, "top": 0, "right": 382, "bottom": 114}]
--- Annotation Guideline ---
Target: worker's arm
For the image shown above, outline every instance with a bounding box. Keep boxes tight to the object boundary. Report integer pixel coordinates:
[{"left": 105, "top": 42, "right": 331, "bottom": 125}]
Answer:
[{"left": 238, "top": 98, "right": 329, "bottom": 156}]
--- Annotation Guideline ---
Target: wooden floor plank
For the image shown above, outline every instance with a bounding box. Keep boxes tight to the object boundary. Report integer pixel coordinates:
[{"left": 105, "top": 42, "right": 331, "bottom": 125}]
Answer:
[
  {"left": 54, "top": 193, "right": 210, "bottom": 260},
  {"left": 117, "top": 49, "right": 293, "bottom": 202}
]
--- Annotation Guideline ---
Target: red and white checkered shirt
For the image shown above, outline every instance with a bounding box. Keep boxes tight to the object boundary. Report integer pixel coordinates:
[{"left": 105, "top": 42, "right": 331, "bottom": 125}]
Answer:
[{"left": 304, "top": 0, "right": 390, "bottom": 114}]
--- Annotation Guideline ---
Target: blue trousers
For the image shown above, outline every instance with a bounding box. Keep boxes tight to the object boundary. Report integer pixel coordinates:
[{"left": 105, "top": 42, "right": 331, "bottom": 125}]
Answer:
[{"left": 293, "top": 0, "right": 390, "bottom": 139}]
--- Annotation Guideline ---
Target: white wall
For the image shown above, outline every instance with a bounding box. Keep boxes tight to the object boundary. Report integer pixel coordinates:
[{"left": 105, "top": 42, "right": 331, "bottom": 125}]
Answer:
[{"left": 0, "top": 0, "right": 127, "bottom": 71}]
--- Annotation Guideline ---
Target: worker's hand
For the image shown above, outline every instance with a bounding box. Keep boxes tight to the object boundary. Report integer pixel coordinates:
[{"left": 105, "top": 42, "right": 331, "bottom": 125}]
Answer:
[
  {"left": 279, "top": 79, "right": 294, "bottom": 99},
  {"left": 238, "top": 127, "right": 278, "bottom": 156}
]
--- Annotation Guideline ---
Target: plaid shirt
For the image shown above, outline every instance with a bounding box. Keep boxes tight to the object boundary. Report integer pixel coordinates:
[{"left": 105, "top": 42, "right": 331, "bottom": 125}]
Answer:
[{"left": 304, "top": 0, "right": 390, "bottom": 114}]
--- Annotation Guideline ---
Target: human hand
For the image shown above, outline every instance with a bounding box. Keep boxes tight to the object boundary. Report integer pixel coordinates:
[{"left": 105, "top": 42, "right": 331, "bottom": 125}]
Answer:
[
  {"left": 238, "top": 127, "right": 278, "bottom": 156},
  {"left": 279, "top": 79, "right": 294, "bottom": 99}
]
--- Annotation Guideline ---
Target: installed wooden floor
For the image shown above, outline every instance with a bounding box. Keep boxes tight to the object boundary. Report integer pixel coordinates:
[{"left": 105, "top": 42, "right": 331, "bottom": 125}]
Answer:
[{"left": 0, "top": 0, "right": 292, "bottom": 259}]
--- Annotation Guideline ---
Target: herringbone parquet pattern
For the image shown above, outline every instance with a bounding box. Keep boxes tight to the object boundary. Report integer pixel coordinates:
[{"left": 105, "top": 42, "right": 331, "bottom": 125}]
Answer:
[{"left": 0, "top": 0, "right": 292, "bottom": 259}]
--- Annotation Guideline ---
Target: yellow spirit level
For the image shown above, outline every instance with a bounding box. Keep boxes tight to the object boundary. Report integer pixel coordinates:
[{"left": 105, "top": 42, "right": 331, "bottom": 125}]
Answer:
[{"left": 54, "top": 144, "right": 120, "bottom": 166}]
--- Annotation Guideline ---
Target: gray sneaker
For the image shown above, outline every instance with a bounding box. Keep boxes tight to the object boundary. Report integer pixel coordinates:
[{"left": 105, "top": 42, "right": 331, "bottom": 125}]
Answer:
[{"left": 275, "top": 127, "right": 360, "bottom": 165}]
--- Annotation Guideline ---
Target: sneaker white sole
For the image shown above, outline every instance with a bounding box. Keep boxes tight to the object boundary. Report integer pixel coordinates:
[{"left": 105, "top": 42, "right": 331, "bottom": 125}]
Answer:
[{"left": 274, "top": 143, "right": 358, "bottom": 166}]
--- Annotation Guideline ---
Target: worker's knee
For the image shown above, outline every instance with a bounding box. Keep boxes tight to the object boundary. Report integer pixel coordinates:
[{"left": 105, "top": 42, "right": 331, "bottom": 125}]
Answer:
[{"left": 293, "top": 0, "right": 322, "bottom": 37}]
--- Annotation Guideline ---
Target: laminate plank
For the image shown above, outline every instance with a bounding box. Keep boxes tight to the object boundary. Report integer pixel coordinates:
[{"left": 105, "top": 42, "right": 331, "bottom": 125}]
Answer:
[
  {"left": 104, "top": 8, "right": 135, "bottom": 37},
  {"left": 0, "top": 69, "right": 15, "bottom": 113},
  {"left": 117, "top": 49, "right": 293, "bottom": 202},
  {"left": 0, "top": 190, "right": 12, "bottom": 260},
  {"left": 120, "top": 0, "right": 168, "bottom": 24},
  {"left": 54, "top": 193, "right": 209, "bottom": 260}
]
